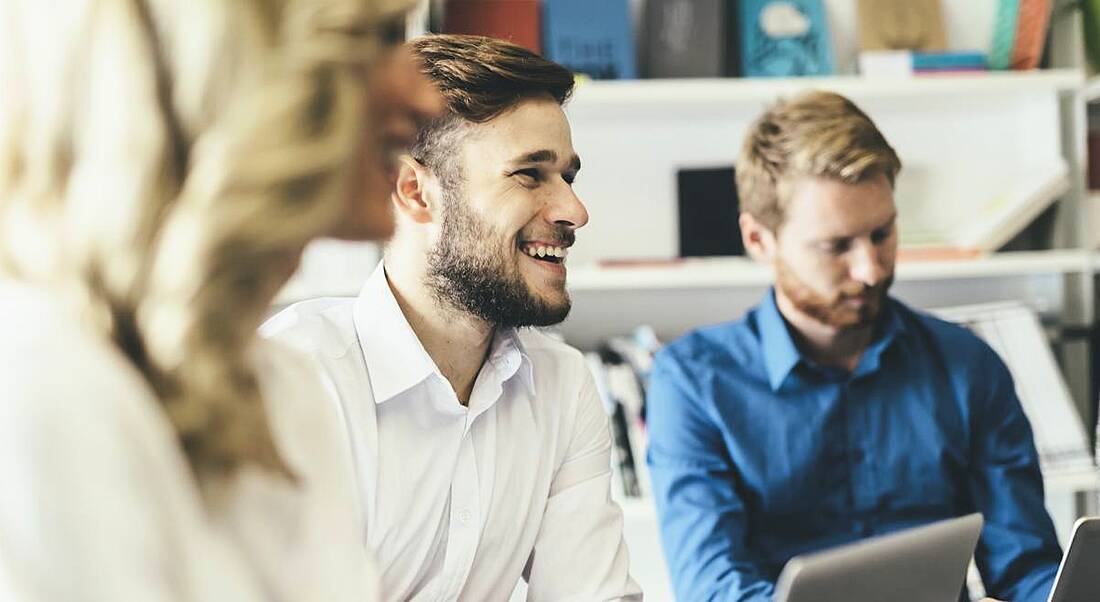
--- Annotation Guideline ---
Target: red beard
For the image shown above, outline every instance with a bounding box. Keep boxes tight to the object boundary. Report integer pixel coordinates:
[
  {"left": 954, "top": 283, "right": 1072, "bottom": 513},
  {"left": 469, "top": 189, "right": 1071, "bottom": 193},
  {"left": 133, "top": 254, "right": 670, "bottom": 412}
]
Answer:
[{"left": 775, "top": 258, "right": 892, "bottom": 329}]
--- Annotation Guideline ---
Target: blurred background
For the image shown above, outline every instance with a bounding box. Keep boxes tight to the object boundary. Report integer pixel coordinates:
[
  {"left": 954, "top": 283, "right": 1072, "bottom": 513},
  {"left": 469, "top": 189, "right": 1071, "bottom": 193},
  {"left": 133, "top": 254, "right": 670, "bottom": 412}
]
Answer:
[{"left": 277, "top": 2, "right": 1100, "bottom": 598}]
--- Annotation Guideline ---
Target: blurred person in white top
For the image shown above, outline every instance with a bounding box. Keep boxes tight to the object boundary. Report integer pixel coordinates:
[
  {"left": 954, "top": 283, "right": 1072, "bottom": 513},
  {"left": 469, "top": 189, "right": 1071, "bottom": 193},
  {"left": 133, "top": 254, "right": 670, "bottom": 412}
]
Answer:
[
  {"left": 263, "top": 34, "right": 642, "bottom": 601},
  {"left": 0, "top": 0, "right": 440, "bottom": 599}
]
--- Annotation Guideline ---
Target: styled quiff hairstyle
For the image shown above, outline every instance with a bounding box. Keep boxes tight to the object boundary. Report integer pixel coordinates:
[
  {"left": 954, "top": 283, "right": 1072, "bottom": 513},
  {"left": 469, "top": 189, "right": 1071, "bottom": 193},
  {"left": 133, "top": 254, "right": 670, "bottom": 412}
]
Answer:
[
  {"left": 0, "top": 0, "right": 414, "bottom": 479},
  {"left": 407, "top": 34, "right": 575, "bottom": 181},
  {"left": 736, "top": 91, "right": 902, "bottom": 230}
]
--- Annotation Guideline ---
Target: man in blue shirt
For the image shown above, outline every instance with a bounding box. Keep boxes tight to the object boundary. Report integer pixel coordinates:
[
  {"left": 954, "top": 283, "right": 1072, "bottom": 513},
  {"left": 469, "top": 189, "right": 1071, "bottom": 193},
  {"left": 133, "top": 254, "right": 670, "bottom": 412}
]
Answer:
[{"left": 647, "top": 91, "right": 1061, "bottom": 602}]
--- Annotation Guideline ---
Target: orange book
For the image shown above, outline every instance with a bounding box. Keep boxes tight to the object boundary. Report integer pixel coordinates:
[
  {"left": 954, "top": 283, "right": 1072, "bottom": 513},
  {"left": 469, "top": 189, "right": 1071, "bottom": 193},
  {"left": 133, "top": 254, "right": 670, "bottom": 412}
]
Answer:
[
  {"left": 443, "top": 0, "right": 541, "bottom": 54},
  {"left": 1011, "top": 0, "right": 1052, "bottom": 69}
]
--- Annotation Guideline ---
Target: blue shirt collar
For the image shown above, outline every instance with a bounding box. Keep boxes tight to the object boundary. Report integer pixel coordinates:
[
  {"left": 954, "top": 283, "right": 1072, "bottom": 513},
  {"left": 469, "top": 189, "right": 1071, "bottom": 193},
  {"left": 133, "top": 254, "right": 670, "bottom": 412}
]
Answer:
[{"left": 756, "top": 288, "right": 907, "bottom": 390}]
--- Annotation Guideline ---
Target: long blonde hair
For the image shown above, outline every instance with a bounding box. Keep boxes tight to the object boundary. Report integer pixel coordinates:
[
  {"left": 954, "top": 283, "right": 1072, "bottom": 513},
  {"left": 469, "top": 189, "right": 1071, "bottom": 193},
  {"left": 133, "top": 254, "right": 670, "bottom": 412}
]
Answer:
[{"left": 0, "top": 0, "right": 413, "bottom": 477}]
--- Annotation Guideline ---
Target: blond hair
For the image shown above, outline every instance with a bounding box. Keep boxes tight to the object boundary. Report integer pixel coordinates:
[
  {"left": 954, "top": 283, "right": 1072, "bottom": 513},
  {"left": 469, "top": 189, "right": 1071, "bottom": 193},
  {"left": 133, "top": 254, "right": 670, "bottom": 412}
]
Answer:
[
  {"left": 0, "top": 0, "right": 414, "bottom": 478},
  {"left": 736, "top": 91, "right": 902, "bottom": 230}
]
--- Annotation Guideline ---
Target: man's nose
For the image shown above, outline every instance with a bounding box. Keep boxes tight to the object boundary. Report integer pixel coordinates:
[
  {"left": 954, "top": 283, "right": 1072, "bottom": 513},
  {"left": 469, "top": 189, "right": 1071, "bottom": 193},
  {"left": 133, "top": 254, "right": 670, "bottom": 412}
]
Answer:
[
  {"left": 545, "top": 183, "right": 589, "bottom": 231},
  {"left": 848, "top": 240, "right": 888, "bottom": 286}
]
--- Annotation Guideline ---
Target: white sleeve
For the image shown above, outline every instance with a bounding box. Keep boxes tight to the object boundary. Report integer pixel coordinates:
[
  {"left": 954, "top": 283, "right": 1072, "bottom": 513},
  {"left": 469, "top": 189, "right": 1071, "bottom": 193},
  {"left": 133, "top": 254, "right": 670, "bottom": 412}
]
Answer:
[
  {"left": 523, "top": 370, "right": 643, "bottom": 601},
  {"left": 0, "top": 369, "right": 188, "bottom": 601}
]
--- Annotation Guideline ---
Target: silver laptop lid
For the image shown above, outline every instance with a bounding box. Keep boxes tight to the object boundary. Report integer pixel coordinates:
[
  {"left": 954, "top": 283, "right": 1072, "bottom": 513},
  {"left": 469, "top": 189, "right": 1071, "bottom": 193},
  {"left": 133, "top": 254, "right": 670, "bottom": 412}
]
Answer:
[{"left": 774, "top": 513, "right": 983, "bottom": 602}]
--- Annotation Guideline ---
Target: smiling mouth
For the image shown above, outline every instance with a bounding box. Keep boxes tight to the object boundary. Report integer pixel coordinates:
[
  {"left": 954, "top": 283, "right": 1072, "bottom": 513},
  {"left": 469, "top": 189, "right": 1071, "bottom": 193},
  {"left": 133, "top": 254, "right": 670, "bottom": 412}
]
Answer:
[{"left": 519, "top": 242, "right": 569, "bottom": 265}]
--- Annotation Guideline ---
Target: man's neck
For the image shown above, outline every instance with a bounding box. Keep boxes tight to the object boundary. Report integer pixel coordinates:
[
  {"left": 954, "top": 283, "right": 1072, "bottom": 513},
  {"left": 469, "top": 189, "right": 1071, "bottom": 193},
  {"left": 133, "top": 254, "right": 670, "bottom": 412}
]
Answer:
[
  {"left": 383, "top": 260, "right": 494, "bottom": 407},
  {"left": 774, "top": 292, "right": 874, "bottom": 373}
]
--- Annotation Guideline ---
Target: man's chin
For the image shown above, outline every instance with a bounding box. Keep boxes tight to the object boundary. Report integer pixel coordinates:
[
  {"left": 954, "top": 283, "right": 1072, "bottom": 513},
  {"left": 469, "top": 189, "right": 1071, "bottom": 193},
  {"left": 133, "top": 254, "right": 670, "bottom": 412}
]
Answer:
[{"left": 525, "top": 295, "right": 572, "bottom": 327}]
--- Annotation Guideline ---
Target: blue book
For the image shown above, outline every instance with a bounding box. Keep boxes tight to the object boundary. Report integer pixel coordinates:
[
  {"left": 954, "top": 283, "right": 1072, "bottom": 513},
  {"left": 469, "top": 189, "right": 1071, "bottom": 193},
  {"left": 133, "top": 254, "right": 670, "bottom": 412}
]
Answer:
[
  {"left": 543, "top": 0, "right": 637, "bottom": 80},
  {"left": 912, "top": 51, "right": 987, "bottom": 71},
  {"left": 740, "top": 0, "right": 835, "bottom": 77}
]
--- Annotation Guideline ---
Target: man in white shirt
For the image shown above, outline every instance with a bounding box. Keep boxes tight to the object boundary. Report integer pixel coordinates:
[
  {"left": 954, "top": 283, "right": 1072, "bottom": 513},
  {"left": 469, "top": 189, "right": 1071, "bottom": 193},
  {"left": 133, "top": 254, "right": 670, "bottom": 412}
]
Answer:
[{"left": 262, "top": 34, "right": 642, "bottom": 601}]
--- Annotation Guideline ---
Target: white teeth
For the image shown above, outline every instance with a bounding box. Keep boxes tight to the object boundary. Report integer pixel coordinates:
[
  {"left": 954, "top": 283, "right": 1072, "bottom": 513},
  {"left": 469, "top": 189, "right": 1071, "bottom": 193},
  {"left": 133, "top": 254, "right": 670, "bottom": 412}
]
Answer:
[{"left": 521, "top": 244, "right": 569, "bottom": 259}]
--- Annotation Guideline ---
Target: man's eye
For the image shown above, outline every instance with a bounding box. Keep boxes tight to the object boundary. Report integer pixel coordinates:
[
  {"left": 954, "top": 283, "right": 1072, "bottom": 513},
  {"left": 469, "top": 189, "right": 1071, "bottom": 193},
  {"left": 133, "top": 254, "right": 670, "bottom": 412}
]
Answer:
[
  {"left": 513, "top": 168, "right": 541, "bottom": 182},
  {"left": 563, "top": 172, "right": 577, "bottom": 185}
]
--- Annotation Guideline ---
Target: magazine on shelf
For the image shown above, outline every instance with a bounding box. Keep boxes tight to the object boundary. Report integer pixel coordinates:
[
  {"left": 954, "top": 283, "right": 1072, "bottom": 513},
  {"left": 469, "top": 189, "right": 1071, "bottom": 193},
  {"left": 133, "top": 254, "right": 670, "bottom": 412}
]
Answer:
[
  {"left": 932, "top": 302, "right": 1097, "bottom": 480},
  {"left": 897, "top": 161, "right": 1070, "bottom": 252}
]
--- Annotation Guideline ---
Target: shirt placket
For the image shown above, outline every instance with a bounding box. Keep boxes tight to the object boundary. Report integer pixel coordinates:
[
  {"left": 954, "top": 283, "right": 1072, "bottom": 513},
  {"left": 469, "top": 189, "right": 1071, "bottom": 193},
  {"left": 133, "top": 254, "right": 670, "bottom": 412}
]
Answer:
[{"left": 437, "top": 413, "right": 482, "bottom": 601}]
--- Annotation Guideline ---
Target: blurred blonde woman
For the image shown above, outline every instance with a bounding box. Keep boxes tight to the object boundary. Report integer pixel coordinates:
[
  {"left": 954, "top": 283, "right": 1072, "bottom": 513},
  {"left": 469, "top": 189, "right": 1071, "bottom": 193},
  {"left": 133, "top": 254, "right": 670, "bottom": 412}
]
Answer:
[{"left": 0, "top": 0, "right": 439, "bottom": 599}]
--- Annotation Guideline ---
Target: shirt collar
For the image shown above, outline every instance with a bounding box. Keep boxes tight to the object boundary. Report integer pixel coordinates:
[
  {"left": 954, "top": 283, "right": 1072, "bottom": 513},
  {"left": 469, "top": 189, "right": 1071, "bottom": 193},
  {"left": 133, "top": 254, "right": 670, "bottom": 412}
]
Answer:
[
  {"left": 353, "top": 263, "right": 439, "bottom": 403},
  {"left": 852, "top": 297, "right": 907, "bottom": 379},
  {"left": 352, "top": 263, "right": 534, "bottom": 404},
  {"left": 478, "top": 327, "right": 536, "bottom": 403},
  {"left": 756, "top": 289, "right": 803, "bottom": 391},
  {"left": 756, "top": 289, "right": 907, "bottom": 390}
]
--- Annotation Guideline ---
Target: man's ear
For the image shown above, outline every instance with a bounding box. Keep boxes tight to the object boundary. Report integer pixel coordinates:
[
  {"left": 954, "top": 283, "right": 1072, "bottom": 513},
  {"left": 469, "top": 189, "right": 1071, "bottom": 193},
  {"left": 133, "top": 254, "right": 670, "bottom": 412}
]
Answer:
[
  {"left": 392, "top": 155, "right": 435, "bottom": 224},
  {"left": 739, "top": 212, "right": 777, "bottom": 262}
]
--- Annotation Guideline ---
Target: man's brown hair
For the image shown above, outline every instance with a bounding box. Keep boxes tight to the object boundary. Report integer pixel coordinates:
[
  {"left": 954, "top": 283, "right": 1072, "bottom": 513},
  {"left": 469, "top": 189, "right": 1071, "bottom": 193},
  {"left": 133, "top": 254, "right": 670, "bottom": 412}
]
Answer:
[
  {"left": 407, "top": 34, "right": 575, "bottom": 180},
  {"left": 736, "top": 91, "right": 902, "bottom": 230}
]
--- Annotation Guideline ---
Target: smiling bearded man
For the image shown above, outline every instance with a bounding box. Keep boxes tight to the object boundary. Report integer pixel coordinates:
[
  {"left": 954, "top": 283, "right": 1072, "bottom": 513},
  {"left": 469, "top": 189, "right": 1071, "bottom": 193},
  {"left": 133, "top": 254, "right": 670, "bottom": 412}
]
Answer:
[{"left": 261, "top": 34, "right": 641, "bottom": 602}]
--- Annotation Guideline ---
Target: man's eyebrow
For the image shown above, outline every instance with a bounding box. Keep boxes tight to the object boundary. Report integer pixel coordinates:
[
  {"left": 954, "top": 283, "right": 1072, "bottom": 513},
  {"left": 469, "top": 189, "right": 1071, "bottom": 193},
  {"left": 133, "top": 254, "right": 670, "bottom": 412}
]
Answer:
[
  {"left": 508, "top": 150, "right": 582, "bottom": 171},
  {"left": 510, "top": 150, "right": 557, "bottom": 164},
  {"left": 875, "top": 212, "right": 898, "bottom": 230}
]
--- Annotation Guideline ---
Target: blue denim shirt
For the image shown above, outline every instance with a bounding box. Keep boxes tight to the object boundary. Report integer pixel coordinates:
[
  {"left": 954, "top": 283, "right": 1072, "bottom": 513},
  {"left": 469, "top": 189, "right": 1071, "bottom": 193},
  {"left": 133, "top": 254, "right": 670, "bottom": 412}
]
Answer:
[{"left": 647, "top": 291, "right": 1061, "bottom": 602}]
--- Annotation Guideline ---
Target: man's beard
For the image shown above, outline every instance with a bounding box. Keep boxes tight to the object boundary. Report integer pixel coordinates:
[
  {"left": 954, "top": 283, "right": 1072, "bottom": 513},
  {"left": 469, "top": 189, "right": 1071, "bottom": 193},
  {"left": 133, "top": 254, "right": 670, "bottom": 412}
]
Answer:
[
  {"left": 425, "top": 191, "right": 573, "bottom": 328},
  {"left": 775, "top": 256, "right": 892, "bottom": 329}
]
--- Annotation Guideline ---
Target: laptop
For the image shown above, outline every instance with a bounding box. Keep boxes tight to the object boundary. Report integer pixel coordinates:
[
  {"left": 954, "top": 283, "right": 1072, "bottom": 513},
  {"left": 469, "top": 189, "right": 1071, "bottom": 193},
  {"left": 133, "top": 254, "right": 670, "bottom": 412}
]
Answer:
[
  {"left": 774, "top": 513, "right": 984, "bottom": 602},
  {"left": 1048, "top": 517, "right": 1100, "bottom": 602}
]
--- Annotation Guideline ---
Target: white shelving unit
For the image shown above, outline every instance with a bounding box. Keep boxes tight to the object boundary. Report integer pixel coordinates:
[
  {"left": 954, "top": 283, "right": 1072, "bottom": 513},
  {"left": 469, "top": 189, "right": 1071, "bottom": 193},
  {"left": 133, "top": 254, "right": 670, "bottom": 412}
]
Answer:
[
  {"left": 567, "top": 250, "right": 1095, "bottom": 292},
  {"left": 571, "top": 69, "right": 1083, "bottom": 111}
]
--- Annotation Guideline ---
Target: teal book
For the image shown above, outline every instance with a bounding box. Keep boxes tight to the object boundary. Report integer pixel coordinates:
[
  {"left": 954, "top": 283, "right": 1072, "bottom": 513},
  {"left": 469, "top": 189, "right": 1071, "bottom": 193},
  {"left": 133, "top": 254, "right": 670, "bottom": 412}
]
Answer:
[
  {"left": 740, "top": 0, "right": 835, "bottom": 77},
  {"left": 989, "top": 0, "right": 1020, "bottom": 70},
  {"left": 543, "top": 0, "right": 637, "bottom": 80}
]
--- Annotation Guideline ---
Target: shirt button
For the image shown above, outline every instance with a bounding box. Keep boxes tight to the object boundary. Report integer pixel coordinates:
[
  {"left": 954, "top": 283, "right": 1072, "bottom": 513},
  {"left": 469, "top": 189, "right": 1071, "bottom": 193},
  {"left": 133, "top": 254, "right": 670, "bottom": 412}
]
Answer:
[{"left": 458, "top": 509, "right": 473, "bottom": 524}]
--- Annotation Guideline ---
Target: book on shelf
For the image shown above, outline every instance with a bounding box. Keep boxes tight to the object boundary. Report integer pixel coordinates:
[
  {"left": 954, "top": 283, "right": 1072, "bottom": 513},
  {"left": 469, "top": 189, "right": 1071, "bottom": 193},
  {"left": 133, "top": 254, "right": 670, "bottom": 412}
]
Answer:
[
  {"left": 643, "top": 0, "right": 741, "bottom": 78},
  {"left": 442, "top": 0, "right": 541, "bottom": 53},
  {"left": 1011, "top": 0, "right": 1053, "bottom": 70},
  {"left": 856, "top": 0, "right": 946, "bottom": 52},
  {"left": 587, "top": 329, "right": 662, "bottom": 498},
  {"left": 989, "top": 0, "right": 1021, "bottom": 70},
  {"left": 543, "top": 0, "right": 637, "bottom": 80},
  {"left": 739, "top": 0, "right": 835, "bottom": 77},
  {"left": 859, "top": 50, "right": 987, "bottom": 77}
]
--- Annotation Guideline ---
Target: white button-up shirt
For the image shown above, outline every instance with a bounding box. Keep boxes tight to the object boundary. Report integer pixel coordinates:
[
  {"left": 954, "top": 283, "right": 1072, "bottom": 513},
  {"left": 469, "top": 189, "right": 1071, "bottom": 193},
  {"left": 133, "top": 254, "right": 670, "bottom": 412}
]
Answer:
[{"left": 263, "top": 264, "right": 642, "bottom": 601}]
